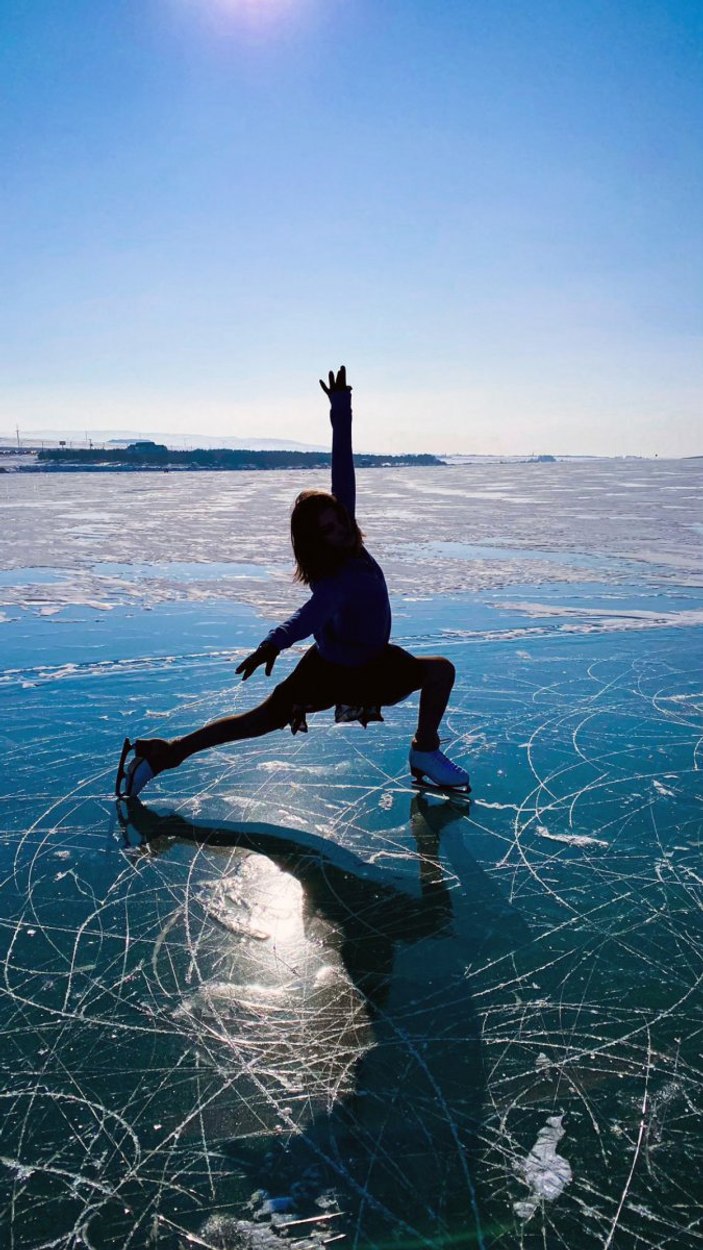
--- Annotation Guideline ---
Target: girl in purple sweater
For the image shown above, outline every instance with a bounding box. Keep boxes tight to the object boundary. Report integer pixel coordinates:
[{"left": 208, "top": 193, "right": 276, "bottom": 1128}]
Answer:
[{"left": 116, "top": 367, "right": 470, "bottom": 798}]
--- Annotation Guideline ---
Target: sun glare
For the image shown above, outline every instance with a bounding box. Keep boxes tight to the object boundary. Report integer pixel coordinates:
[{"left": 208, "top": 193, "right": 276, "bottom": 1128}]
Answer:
[
  {"left": 209, "top": 0, "right": 305, "bottom": 24},
  {"left": 172, "top": 0, "right": 314, "bottom": 42}
]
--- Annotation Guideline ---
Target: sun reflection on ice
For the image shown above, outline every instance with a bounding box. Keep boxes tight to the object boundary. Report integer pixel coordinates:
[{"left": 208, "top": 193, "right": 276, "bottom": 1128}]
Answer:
[{"left": 237, "top": 855, "right": 306, "bottom": 950}]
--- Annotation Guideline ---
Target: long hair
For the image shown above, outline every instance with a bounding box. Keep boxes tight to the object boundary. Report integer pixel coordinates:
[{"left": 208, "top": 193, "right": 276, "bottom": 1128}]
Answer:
[{"left": 291, "top": 490, "right": 364, "bottom": 585}]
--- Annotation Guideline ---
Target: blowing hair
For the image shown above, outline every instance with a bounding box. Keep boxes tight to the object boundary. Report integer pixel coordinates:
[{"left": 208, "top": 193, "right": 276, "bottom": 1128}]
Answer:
[{"left": 291, "top": 490, "right": 363, "bottom": 585}]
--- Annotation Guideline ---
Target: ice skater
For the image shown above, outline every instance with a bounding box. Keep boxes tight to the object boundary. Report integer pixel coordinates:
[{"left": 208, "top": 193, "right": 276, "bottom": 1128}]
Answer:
[{"left": 116, "top": 367, "right": 471, "bottom": 799}]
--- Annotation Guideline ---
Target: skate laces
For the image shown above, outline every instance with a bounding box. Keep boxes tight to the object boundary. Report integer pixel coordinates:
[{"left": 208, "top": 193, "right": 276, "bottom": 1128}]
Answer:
[{"left": 434, "top": 749, "right": 465, "bottom": 776}]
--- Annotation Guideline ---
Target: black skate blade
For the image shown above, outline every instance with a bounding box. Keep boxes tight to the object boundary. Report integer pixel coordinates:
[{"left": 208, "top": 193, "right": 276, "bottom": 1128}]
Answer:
[
  {"left": 411, "top": 778, "right": 471, "bottom": 797},
  {"left": 115, "top": 737, "right": 133, "bottom": 798}
]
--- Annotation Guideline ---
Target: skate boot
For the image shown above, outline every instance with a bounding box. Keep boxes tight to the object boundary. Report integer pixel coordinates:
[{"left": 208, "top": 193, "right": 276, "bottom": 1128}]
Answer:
[
  {"left": 115, "top": 738, "right": 175, "bottom": 799},
  {"left": 409, "top": 746, "right": 471, "bottom": 792}
]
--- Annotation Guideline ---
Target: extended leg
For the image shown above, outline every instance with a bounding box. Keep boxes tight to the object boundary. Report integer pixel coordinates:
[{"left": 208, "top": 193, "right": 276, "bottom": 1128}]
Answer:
[
  {"left": 137, "top": 693, "right": 289, "bottom": 772},
  {"left": 115, "top": 693, "right": 290, "bottom": 798}
]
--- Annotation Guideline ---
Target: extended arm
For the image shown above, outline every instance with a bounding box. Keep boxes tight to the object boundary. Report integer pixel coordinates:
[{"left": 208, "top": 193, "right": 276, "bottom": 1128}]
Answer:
[
  {"left": 263, "top": 581, "right": 338, "bottom": 653},
  {"left": 320, "top": 365, "right": 355, "bottom": 520},
  {"left": 236, "top": 582, "right": 339, "bottom": 679}
]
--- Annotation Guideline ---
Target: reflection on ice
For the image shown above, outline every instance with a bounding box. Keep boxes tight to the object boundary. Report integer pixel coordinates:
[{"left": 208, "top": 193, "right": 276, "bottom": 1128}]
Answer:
[{"left": 118, "top": 797, "right": 488, "bottom": 1246}]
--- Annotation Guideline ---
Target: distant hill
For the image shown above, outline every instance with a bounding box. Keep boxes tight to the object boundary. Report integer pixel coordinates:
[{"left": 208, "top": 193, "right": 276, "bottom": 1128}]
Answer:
[
  {"left": 35, "top": 444, "right": 443, "bottom": 471},
  {"left": 0, "top": 429, "right": 328, "bottom": 453}
]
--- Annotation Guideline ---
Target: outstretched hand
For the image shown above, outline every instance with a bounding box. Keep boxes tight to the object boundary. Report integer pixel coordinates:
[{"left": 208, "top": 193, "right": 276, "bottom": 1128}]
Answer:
[
  {"left": 319, "top": 365, "right": 351, "bottom": 396},
  {"left": 235, "top": 642, "right": 278, "bottom": 681}
]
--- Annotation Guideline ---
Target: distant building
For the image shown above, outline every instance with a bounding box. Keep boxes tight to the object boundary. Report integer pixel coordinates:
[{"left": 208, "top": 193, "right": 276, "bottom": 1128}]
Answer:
[{"left": 126, "top": 441, "right": 167, "bottom": 454}]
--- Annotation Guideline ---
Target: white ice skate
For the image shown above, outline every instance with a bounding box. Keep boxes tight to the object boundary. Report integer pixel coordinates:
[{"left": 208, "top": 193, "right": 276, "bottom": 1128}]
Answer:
[
  {"left": 409, "top": 746, "right": 471, "bottom": 792},
  {"left": 115, "top": 738, "right": 155, "bottom": 799}
]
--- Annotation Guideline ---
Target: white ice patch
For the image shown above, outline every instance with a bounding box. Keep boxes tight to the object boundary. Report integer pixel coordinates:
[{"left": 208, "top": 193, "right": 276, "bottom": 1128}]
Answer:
[
  {"left": 257, "top": 759, "right": 350, "bottom": 775},
  {"left": 501, "top": 602, "right": 703, "bottom": 633},
  {"left": 535, "top": 824, "right": 609, "bottom": 848},
  {"left": 476, "top": 799, "right": 520, "bottom": 811},
  {"left": 652, "top": 779, "right": 676, "bottom": 797},
  {"left": 3, "top": 459, "right": 701, "bottom": 619},
  {"left": 1, "top": 1156, "right": 36, "bottom": 1182},
  {"left": 513, "top": 1114, "right": 573, "bottom": 1221}
]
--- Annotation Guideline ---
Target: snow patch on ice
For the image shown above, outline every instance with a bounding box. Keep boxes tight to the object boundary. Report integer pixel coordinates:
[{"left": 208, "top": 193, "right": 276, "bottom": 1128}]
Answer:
[
  {"left": 513, "top": 1115, "right": 573, "bottom": 1221},
  {"left": 501, "top": 602, "right": 703, "bottom": 631},
  {"left": 535, "top": 824, "right": 609, "bottom": 848},
  {"left": 652, "top": 780, "right": 676, "bottom": 797}
]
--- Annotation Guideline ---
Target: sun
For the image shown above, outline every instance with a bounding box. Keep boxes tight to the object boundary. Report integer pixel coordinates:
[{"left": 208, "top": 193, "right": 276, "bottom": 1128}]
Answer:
[
  {"left": 210, "top": 0, "right": 304, "bottom": 20},
  {"left": 176, "top": 0, "right": 311, "bottom": 38}
]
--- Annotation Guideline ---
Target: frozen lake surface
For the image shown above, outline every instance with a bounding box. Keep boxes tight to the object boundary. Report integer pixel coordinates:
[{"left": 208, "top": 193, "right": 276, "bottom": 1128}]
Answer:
[{"left": 1, "top": 460, "right": 701, "bottom": 1248}]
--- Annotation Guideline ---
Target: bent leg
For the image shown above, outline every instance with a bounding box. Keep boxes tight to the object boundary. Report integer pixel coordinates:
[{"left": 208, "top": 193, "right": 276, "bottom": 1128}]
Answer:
[{"left": 413, "top": 656, "right": 456, "bottom": 752}]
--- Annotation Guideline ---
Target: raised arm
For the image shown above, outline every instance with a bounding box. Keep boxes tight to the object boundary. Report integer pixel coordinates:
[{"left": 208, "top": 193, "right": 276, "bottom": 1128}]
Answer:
[{"left": 320, "top": 365, "right": 355, "bottom": 520}]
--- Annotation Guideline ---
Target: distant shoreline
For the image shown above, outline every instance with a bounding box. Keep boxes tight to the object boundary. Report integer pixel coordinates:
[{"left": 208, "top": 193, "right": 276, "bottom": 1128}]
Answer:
[
  {"left": 0, "top": 447, "right": 689, "bottom": 471},
  {"left": 7, "top": 445, "right": 444, "bottom": 473}
]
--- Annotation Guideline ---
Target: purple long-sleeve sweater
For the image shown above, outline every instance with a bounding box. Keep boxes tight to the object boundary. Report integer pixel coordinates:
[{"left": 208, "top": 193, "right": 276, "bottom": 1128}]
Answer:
[{"left": 263, "top": 391, "right": 391, "bottom": 666}]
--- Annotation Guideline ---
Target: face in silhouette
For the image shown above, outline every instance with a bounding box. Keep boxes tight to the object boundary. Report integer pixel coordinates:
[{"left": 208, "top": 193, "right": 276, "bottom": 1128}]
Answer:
[{"left": 316, "top": 505, "right": 354, "bottom": 553}]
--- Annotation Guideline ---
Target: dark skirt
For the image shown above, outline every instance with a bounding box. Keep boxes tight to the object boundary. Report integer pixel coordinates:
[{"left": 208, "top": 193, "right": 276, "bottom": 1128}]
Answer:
[{"left": 268, "top": 644, "right": 424, "bottom": 734}]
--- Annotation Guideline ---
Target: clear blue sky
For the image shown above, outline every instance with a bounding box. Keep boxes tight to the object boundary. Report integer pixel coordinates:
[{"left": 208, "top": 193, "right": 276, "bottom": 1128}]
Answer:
[{"left": 2, "top": 0, "right": 701, "bottom": 454}]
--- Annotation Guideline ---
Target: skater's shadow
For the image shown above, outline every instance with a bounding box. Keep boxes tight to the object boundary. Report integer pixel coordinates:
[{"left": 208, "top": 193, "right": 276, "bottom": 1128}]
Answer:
[{"left": 121, "top": 795, "right": 527, "bottom": 1247}]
